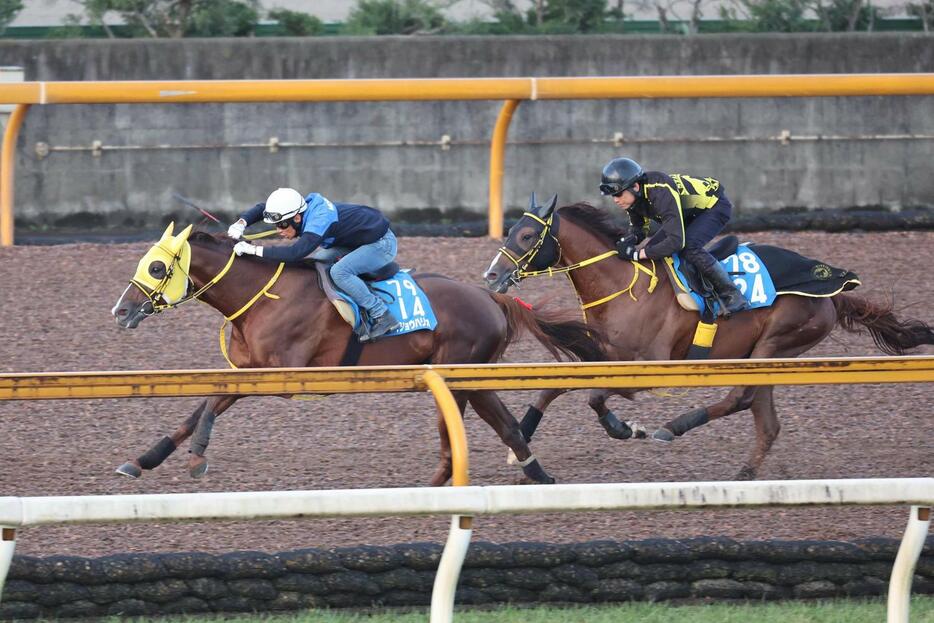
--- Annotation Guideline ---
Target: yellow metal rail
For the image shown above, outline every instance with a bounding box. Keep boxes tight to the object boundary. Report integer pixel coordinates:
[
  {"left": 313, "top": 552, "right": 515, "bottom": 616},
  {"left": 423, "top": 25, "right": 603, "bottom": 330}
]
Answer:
[
  {"left": 3, "top": 74, "right": 934, "bottom": 244},
  {"left": 1, "top": 356, "right": 932, "bottom": 401}
]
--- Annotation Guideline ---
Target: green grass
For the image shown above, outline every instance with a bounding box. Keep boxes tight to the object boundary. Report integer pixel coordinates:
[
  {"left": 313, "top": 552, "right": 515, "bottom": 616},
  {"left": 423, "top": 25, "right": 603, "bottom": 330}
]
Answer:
[{"left": 144, "top": 596, "right": 934, "bottom": 623}]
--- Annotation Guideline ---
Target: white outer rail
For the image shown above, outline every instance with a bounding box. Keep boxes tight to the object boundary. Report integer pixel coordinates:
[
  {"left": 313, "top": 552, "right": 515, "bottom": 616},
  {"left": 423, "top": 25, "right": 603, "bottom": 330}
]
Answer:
[{"left": 1, "top": 478, "right": 932, "bottom": 622}]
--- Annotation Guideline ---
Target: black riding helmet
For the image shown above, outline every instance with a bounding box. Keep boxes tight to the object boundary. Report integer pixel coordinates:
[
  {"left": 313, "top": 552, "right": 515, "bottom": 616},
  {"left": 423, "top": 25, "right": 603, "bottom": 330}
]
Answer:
[{"left": 600, "top": 157, "right": 645, "bottom": 196}]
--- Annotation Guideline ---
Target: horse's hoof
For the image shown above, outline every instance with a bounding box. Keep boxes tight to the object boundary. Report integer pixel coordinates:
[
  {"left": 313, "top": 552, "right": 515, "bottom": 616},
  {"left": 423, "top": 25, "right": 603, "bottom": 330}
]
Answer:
[
  {"left": 627, "top": 421, "right": 648, "bottom": 439},
  {"left": 115, "top": 462, "right": 142, "bottom": 479},
  {"left": 735, "top": 467, "right": 756, "bottom": 481},
  {"left": 652, "top": 428, "right": 675, "bottom": 443},
  {"left": 515, "top": 474, "right": 557, "bottom": 485},
  {"left": 189, "top": 458, "right": 209, "bottom": 479}
]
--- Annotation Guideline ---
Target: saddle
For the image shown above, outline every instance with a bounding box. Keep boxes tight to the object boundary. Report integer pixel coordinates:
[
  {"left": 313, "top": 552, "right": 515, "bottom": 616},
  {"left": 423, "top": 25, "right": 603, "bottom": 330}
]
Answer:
[
  {"left": 304, "top": 247, "right": 400, "bottom": 327},
  {"left": 667, "top": 236, "right": 740, "bottom": 316},
  {"left": 665, "top": 235, "right": 861, "bottom": 316}
]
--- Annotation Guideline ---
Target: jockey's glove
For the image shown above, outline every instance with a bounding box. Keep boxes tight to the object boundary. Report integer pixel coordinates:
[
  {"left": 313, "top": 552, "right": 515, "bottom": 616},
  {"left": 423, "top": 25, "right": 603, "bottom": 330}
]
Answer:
[
  {"left": 615, "top": 239, "right": 639, "bottom": 261},
  {"left": 234, "top": 241, "right": 263, "bottom": 257},
  {"left": 227, "top": 219, "right": 247, "bottom": 240}
]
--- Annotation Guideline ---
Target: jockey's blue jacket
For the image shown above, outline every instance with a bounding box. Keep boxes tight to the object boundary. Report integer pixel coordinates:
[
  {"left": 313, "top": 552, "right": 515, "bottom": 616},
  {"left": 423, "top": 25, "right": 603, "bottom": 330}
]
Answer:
[{"left": 239, "top": 193, "right": 390, "bottom": 263}]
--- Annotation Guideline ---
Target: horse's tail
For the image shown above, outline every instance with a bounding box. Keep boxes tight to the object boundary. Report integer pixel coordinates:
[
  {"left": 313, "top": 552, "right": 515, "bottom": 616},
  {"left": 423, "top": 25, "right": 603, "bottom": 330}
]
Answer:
[
  {"left": 832, "top": 293, "right": 934, "bottom": 355},
  {"left": 491, "top": 294, "right": 606, "bottom": 362}
]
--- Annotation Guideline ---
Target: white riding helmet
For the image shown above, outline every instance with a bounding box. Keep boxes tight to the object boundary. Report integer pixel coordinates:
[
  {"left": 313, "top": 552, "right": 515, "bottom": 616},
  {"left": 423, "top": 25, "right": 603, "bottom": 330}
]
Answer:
[{"left": 262, "top": 188, "right": 308, "bottom": 224}]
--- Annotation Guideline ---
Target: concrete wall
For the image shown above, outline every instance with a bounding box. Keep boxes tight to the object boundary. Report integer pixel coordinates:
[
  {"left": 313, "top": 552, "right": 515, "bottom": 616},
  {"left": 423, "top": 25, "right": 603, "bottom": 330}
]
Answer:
[{"left": 1, "top": 34, "right": 933, "bottom": 229}]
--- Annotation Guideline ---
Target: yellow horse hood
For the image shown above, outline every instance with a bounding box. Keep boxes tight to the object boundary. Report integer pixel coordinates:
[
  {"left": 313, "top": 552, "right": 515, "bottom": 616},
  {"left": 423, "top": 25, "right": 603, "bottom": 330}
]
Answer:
[{"left": 131, "top": 222, "right": 194, "bottom": 305}]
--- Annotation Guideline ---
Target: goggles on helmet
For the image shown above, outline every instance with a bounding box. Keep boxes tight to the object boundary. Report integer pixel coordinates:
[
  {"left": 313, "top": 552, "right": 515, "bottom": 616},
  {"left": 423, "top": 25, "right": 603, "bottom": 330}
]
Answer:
[
  {"left": 599, "top": 182, "right": 627, "bottom": 197},
  {"left": 263, "top": 209, "right": 300, "bottom": 223}
]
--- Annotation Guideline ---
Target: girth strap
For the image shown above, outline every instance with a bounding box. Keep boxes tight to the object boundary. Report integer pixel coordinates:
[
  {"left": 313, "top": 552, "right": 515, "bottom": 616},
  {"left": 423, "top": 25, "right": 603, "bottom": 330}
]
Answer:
[
  {"left": 581, "top": 260, "right": 659, "bottom": 310},
  {"left": 219, "top": 262, "right": 285, "bottom": 369}
]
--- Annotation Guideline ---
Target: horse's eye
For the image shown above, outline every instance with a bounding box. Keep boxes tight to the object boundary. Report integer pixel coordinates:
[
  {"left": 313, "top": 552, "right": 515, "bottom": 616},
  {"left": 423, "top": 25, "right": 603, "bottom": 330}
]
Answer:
[
  {"left": 522, "top": 233, "right": 534, "bottom": 242},
  {"left": 148, "top": 261, "right": 167, "bottom": 279}
]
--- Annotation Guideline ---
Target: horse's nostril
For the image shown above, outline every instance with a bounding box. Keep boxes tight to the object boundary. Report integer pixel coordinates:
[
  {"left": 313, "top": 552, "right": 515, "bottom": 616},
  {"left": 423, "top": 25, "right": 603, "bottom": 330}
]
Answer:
[
  {"left": 116, "top": 308, "right": 127, "bottom": 317},
  {"left": 485, "top": 271, "right": 497, "bottom": 281}
]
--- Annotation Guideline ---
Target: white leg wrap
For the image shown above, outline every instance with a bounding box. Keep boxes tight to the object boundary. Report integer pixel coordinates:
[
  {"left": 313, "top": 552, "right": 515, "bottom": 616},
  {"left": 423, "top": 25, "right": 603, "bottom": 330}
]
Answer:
[{"left": 516, "top": 453, "right": 538, "bottom": 468}]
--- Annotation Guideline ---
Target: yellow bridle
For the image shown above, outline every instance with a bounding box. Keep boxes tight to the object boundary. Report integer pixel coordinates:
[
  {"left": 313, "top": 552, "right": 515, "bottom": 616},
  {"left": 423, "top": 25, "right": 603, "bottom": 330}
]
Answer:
[
  {"left": 127, "top": 224, "right": 285, "bottom": 368},
  {"left": 499, "top": 211, "right": 659, "bottom": 317}
]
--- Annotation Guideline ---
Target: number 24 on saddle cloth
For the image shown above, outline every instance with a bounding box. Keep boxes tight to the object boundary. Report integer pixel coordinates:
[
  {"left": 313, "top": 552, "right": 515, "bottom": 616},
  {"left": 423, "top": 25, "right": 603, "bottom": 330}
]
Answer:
[{"left": 667, "top": 242, "right": 861, "bottom": 315}]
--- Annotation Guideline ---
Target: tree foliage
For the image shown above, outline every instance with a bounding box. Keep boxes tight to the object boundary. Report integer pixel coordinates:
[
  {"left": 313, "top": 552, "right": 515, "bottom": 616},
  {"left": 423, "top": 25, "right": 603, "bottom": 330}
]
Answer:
[
  {"left": 907, "top": 0, "right": 934, "bottom": 31},
  {"left": 720, "top": 0, "right": 812, "bottom": 31},
  {"left": 0, "top": 0, "right": 23, "bottom": 35},
  {"left": 267, "top": 8, "right": 324, "bottom": 36},
  {"left": 343, "top": 0, "right": 446, "bottom": 35},
  {"left": 75, "top": 0, "right": 258, "bottom": 37}
]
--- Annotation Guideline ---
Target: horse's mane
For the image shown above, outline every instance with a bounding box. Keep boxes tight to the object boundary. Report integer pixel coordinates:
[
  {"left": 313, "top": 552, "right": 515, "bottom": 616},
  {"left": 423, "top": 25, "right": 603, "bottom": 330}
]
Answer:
[
  {"left": 189, "top": 229, "right": 233, "bottom": 247},
  {"left": 557, "top": 203, "right": 628, "bottom": 244}
]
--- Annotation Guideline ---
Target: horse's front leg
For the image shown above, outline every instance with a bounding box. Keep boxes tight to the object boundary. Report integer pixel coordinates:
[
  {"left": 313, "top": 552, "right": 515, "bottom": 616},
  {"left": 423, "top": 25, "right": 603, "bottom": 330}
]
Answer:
[
  {"left": 588, "top": 388, "right": 647, "bottom": 440},
  {"left": 470, "top": 390, "right": 555, "bottom": 484},
  {"left": 115, "top": 399, "right": 209, "bottom": 479},
  {"left": 430, "top": 391, "right": 469, "bottom": 486},
  {"left": 187, "top": 395, "right": 241, "bottom": 479}
]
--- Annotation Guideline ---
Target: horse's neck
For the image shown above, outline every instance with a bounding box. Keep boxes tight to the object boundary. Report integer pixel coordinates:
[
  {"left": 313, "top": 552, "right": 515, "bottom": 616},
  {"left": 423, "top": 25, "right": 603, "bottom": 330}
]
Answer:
[
  {"left": 557, "top": 222, "right": 639, "bottom": 303},
  {"left": 188, "top": 244, "right": 281, "bottom": 319}
]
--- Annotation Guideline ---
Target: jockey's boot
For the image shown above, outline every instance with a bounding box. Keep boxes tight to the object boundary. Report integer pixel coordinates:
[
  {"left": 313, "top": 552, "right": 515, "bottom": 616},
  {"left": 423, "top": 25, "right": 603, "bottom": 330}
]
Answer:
[
  {"left": 366, "top": 310, "right": 401, "bottom": 341},
  {"left": 693, "top": 252, "right": 750, "bottom": 316}
]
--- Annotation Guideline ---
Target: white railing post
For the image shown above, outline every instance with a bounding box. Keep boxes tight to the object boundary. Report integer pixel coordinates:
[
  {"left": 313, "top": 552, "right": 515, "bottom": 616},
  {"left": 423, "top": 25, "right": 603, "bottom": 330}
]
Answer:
[
  {"left": 0, "top": 526, "right": 16, "bottom": 603},
  {"left": 887, "top": 506, "right": 931, "bottom": 623},
  {"left": 430, "top": 515, "right": 473, "bottom": 623}
]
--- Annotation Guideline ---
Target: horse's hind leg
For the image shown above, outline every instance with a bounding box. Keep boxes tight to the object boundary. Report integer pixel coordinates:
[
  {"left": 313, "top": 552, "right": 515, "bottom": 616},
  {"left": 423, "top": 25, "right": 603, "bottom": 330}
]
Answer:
[
  {"left": 652, "top": 384, "right": 759, "bottom": 443},
  {"left": 470, "top": 390, "right": 555, "bottom": 484},
  {"left": 115, "top": 399, "right": 209, "bottom": 479},
  {"left": 430, "top": 391, "right": 469, "bottom": 487},
  {"left": 736, "top": 386, "right": 779, "bottom": 480}
]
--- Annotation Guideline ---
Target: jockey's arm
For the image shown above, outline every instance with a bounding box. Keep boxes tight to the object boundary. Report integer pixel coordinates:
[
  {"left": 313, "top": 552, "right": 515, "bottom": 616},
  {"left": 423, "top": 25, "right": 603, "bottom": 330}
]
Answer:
[
  {"left": 260, "top": 232, "right": 324, "bottom": 263},
  {"left": 641, "top": 183, "right": 685, "bottom": 260},
  {"left": 627, "top": 211, "right": 648, "bottom": 243},
  {"left": 238, "top": 203, "right": 266, "bottom": 226}
]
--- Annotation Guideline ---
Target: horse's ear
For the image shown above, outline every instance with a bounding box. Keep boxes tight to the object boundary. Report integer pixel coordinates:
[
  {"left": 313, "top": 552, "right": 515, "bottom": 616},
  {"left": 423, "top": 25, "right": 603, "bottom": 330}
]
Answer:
[
  {"left": 536, "top": 193, "right": 557, "bottom": 218},
  {"left": 160, "top": 221, "right": 175, "bottom": 242},
  {"left": 168, "top": 224, "right": 193, "bottom": 254},
  {"left": 528, "top": 192, "right": 538, "bottom": 213}
]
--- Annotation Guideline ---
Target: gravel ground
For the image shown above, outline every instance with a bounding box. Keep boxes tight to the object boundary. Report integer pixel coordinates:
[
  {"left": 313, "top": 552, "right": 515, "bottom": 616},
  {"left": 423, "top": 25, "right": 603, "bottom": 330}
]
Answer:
[{"left": 0, "top": 230, "right": 931, "bottom": 558}]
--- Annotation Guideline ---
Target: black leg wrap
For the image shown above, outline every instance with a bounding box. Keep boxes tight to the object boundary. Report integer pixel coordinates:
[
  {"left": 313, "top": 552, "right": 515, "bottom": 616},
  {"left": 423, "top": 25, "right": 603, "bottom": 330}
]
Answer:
[
  {"left": 138, "top": 436, "right": 177, "bottom": 470},
  {"left": 519, "top": 405, "right": 544, "bottom": 442},
  {"left": 685, "top": 344, "right": 712, "bottom": 360},
  {"left": 189, "top": 411, "right": 216, "bottom": 457},
  {"left": 598, "top": 411, "right": 633, "bottom": 440},
  {"left": 666, "top": 407, "right": 710, "bottom": 437},
  {"left": 520, "top": 458, "right": 556, "bottom": 484}
]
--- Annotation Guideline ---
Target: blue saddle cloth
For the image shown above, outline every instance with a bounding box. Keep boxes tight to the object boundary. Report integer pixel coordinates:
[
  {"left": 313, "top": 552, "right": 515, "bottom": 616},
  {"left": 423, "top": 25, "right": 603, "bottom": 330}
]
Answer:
[
  {"left": 671, "top": 244, "right": 778, "bottom": 315},
  {"left": 339, "top": 271, "right": 438, "bottom": 337}
]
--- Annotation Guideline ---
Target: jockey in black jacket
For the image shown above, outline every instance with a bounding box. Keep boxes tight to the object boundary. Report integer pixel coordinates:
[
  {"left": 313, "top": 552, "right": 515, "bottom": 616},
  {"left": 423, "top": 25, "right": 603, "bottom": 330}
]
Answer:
[{"left": 599, "top": 157, "right": 750, "bottom": 315}]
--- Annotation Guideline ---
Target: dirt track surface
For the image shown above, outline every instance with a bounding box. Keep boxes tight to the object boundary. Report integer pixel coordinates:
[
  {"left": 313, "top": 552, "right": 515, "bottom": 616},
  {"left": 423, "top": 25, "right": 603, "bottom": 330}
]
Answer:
[{"left": 0, "top": 231, "right": 932, "bottom": 558}]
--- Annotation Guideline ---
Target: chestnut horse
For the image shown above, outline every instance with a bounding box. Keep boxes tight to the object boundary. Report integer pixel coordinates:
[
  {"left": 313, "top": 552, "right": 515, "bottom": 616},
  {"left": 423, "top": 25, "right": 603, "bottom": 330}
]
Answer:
[
  {"left": 111, "top": 223, "right": 606, "bottom": 485},
  {"left": 484, "top": 196, "right": 934, "bottom": 479}
]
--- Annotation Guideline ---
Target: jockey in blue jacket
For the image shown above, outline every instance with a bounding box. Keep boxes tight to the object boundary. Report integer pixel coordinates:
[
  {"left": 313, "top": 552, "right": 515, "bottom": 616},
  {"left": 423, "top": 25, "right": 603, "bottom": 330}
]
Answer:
[{"left": 227, "top": 187, "right": 401, "bottom": 341}]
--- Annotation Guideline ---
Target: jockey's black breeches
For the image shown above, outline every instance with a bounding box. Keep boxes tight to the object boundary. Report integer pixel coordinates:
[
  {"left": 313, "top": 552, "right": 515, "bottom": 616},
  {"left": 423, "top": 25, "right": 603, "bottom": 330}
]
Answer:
[{"left": 683, "top": 196, "right": 732, "bottom": 256}]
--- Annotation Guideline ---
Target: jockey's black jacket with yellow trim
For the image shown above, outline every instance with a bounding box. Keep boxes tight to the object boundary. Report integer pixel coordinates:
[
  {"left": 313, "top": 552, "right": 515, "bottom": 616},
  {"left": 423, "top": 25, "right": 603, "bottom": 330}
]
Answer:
[{"left": 627, "top": 171, "right": 724, "bottom": 260}]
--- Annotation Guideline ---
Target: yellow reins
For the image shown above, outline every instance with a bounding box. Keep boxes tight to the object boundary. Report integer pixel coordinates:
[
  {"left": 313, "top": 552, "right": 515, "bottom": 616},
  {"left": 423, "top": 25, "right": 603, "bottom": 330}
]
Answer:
[
  {"left": 499, "top": 211, "right": 659, "bottom": 318},
  {"left": 217, "top": 261, "right": 285, "bottom": 369}
]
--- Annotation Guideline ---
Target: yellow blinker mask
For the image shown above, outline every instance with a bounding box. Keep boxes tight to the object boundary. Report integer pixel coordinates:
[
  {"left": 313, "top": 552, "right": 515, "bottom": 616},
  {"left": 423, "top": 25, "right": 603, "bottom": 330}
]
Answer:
[{"left": 130, "top": 222, "right": 194, "bottom": 307}]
